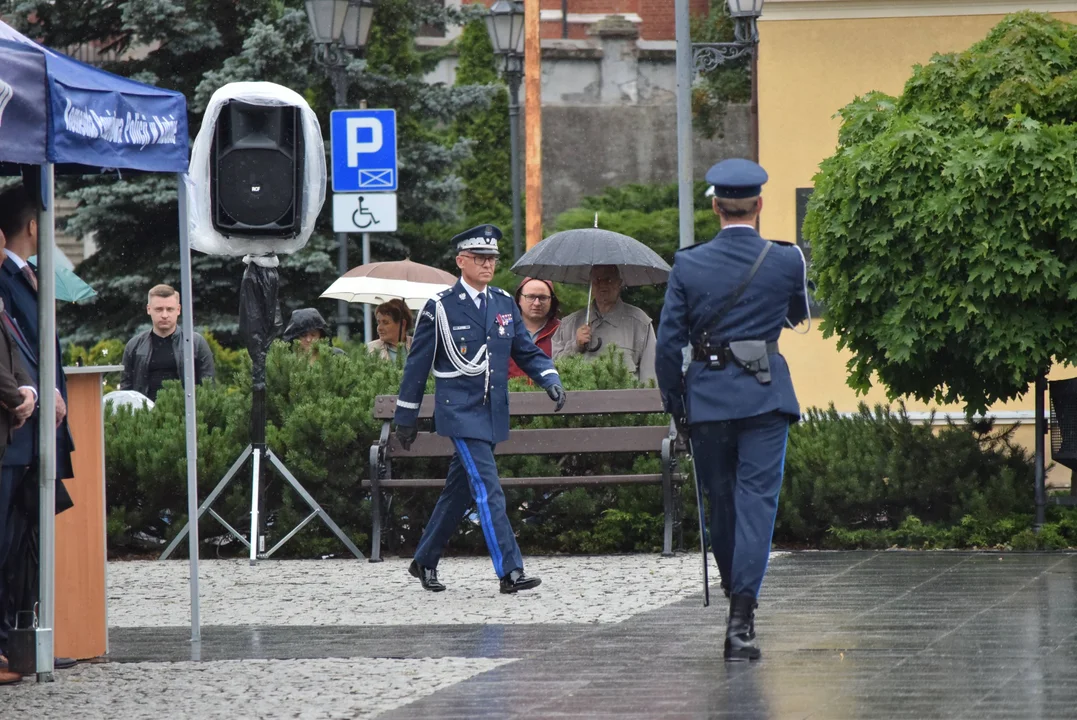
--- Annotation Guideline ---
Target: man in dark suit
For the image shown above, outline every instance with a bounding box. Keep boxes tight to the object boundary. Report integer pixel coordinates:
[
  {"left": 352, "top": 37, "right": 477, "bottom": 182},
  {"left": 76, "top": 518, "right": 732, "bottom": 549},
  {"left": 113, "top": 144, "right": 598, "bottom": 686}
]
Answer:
[
  {"left": 0, "top": 226, "right": 38, "bottom": 685},
  {"left": 0, "top": 186, "right": 76, "bottom": 674}
]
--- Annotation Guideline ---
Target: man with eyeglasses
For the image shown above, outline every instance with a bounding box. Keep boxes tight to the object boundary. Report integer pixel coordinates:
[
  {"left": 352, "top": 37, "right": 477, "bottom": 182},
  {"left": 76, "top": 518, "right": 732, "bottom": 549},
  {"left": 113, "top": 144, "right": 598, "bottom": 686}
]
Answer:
[
  {"left": 393, "top": 224, "right": 567, "bottom": 595},
  {"left": 552, "top": 265, "right": 657, "bottom": 384},
  {"left": 508, "top": 277, "right": 560, "bottom": 379}
]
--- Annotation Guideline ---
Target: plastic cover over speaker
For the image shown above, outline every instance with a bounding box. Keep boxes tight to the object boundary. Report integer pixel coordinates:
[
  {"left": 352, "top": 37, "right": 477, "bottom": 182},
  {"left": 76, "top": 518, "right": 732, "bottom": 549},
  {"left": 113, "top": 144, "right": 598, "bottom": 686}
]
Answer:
[{"left": 185, "top": 82, "right": 326, "bottom": 256}]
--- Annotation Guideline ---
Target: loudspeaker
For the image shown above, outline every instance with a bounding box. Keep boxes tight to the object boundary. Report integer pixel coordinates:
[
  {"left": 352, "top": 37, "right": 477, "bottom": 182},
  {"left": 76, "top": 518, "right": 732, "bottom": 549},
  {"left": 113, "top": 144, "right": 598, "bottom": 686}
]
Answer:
[{"left": 210, "top": 100, "right": 304, "bottom": 237}]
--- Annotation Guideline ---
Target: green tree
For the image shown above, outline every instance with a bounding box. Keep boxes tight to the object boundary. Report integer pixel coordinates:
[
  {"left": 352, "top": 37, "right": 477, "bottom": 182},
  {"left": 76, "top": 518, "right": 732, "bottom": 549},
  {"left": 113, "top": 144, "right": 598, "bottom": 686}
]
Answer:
[
  {"left": 4, "top": 0, "right": 492, "bottom": 344},
  {"left": 803, "top": 12, "right": 1077, "bottom": 415},
  {"left": 453, "top": 18, "right": 511, "bottom": 224},
  {"left": 691, "top": 0, "right": 751, "bottom": 139}
]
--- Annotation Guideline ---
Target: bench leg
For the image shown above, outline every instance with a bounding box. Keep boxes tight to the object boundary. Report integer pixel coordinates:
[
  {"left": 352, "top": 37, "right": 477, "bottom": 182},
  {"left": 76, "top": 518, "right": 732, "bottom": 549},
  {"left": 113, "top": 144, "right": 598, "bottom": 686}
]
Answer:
[
  {"left": 368, "top": 444, "right": 384, "bottom": 563},
  {"left": 661, "top": 438, "right": 674, "bottom": 557}
]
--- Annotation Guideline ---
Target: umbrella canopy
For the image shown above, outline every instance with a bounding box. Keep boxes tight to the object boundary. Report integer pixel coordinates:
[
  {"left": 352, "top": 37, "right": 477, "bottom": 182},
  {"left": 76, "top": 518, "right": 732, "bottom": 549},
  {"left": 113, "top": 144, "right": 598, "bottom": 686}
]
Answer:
[
  {"left": 0, "top": 20, "right": 188, "bottom": 172},
  {"left": 321, "top": 259, "right": 456, "bottom": 311},
  {"left": 29, "top": 251, "right": 97, "bottom": 303},
  {"left": 510, "top": 228, "right": 671, "bottom": 286}
]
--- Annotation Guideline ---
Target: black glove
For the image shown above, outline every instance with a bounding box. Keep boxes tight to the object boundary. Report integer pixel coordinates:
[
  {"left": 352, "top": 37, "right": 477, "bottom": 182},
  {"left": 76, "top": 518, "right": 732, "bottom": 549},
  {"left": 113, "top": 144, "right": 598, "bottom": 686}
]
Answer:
[
  {"left": 395, "top": 425, "right": 417, "bottom": 450},
  {"left": 546, "top": 384, "right": 567, "bottom": 412}
]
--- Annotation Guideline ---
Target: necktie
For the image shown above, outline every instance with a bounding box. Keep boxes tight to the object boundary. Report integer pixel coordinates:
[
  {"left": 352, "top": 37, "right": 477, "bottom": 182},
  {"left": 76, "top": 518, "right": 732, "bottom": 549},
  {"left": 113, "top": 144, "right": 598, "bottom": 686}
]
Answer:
[
  {"left": 477, "top": 291, "right": 486, "bottom": 318},
  {"left": 21, "top": 265, "right": 38, "bottom": 293}
]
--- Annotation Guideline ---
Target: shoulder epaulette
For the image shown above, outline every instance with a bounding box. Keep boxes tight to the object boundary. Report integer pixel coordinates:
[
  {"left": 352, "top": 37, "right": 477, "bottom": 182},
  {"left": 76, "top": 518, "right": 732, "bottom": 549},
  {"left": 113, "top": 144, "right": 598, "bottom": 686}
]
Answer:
[
  {"left": 493, "top": 287, "right": 512, "bottom": 297},
  {"left": 437, "top": 288, "right": 453, "bottom": 298},
  {"left": 770, "top": 239, "right": 795, "bottom": 247},
  {"left": 675, "top": 242, "right": 709, "bottom": 254}
]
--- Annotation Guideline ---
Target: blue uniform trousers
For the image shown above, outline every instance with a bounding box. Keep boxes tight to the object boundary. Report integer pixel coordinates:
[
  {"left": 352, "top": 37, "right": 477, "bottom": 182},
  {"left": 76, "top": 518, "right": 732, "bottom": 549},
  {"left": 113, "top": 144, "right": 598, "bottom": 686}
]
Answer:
[
  {"left": 413, "top": 438, "right": 523, "bottom": 578},
  {"left": 692, "top": 412, "right": 789, "bottom": 599}
]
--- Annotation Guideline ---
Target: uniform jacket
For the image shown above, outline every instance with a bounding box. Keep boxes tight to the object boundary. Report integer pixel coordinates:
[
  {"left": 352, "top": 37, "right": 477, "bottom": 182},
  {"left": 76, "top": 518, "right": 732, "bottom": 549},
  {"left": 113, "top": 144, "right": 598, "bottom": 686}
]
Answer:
[
  {"left": 0, "top": 256, "right": 74, "bottom": 476},
  {"left": 508, "top": 317, "right": 559, "bottom": 380},
  {"left": 120, "top": 329, "right": 216, "bottom": 397},
  {"left": 394, "top": 280, "right": 560, "bottom": 444},
  {"left": 655, "top": 226, "right": 810, "bottom": 424}
]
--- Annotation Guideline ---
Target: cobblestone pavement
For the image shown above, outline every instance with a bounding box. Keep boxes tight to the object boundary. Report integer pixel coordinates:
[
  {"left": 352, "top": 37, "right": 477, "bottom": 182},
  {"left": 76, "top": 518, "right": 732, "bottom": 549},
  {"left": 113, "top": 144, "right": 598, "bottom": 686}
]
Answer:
[
  {"left": 107, "top": 553, "right": 717, "bottom": 627},
  {"left": 3, "top": 657, "right": 511, "bottom": 719}
]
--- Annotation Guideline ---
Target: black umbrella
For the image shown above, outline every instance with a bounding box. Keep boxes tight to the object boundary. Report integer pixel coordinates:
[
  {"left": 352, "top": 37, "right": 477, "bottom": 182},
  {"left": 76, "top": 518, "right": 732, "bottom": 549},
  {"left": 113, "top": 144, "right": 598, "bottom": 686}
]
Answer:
[{"left": 509, "top": 226, "right": 671, "bottom": 287}]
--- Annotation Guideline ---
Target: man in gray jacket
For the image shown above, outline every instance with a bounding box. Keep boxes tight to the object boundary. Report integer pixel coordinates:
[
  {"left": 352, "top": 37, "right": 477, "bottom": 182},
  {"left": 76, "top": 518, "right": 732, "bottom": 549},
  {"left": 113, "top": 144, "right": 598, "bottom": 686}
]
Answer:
[{"left": 120, "top": 284, "right": 215, "bottom": 401}]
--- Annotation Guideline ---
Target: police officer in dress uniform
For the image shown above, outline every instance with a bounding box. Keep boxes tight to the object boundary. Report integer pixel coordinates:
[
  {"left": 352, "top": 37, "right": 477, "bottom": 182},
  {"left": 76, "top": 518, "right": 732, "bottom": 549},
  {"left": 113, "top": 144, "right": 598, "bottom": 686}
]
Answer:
[
  {"left": 655, "top": 159, "right": 811, "bottom": 662},
  {"left": 394, "top": 224, "right": 567, "bottom": 594}
]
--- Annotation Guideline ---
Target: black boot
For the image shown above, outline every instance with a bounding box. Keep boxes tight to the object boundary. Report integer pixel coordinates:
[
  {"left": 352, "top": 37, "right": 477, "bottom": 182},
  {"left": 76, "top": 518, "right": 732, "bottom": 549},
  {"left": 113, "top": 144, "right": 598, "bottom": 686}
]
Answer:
[
  {"left": 499, "top": 569, "right": 541, "bottom": 594},
  {"left": 409, "top": 560, "right": 446, "bottom": 592},
  {"left": 724, "top": 593, "right": 761, "bottom": 662}
]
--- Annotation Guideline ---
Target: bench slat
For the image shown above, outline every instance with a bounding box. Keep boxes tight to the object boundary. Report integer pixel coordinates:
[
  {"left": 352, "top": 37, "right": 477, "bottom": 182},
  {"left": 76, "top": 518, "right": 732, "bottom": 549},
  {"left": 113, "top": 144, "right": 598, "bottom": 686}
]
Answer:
[
  {"left": 373, "top": 389, "right": 666, "bottom": 420},
  {"left": 386, "top": 425, "right": 670, "bottom": 457},
  {"left": 363, "top": 474, "right": 667, "bottom": 488}
]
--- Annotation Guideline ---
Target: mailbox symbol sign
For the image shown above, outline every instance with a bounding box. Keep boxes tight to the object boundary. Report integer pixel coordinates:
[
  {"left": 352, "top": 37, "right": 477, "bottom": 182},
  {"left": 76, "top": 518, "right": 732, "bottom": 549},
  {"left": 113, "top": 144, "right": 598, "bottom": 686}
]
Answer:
[{"left": 330, "top": 109, "right": 397, "bottom": 193}]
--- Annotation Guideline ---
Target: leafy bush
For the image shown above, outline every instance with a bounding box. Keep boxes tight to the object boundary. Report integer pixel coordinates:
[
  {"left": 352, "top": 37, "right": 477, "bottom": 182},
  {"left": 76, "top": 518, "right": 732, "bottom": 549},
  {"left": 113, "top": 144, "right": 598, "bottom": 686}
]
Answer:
[
  {"left": 105, "top": 345, "right": 1051, "bottom": 556},
  {"left": 778, "top": 403, "right": 1034, "bottom": 545}
]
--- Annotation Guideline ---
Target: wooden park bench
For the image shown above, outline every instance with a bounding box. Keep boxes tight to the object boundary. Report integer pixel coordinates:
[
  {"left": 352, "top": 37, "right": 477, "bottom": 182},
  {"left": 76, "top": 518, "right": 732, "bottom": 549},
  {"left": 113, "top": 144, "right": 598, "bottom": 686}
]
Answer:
[{"left": 364, "top": 389, "right": 682, "bottom": 561}]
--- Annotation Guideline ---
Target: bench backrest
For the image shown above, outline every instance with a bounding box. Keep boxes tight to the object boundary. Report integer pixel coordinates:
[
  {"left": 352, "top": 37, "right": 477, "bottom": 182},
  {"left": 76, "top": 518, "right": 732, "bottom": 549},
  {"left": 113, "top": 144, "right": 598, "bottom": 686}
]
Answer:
[{"left": 373, "top": 388, "right": 666, "bottom": 420}]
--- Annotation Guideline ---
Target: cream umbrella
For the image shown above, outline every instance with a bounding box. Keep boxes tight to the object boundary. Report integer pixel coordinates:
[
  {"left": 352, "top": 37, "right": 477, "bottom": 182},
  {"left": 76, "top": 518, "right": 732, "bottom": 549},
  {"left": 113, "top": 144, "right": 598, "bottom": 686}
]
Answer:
[{"left": 321, "top": 259, "right": 456, "bottom": 310}]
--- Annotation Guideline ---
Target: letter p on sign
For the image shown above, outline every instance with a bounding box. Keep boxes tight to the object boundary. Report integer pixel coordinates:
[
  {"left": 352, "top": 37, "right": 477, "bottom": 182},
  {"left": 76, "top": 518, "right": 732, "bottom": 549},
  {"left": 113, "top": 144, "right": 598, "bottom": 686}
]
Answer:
[{"left": 346, "top": 117, "right": 382, "bottom": 167}]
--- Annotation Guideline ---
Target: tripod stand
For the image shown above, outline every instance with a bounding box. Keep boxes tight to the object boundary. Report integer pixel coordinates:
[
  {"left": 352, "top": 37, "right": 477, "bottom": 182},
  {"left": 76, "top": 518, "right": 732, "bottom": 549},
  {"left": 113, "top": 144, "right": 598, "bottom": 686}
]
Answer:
[
  {"left": 161, "top": 258, "right": 362, "bottom": 564},
  {"left": 160, "top": 387, "right": 363, "bottom": 564}
]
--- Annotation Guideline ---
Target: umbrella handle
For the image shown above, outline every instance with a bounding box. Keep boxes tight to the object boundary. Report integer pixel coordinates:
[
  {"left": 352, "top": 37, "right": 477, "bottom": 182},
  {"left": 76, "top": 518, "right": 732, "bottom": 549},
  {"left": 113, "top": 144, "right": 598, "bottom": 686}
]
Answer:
[{"left": 585, "top": 337, "right": 604, "bottom": 354}]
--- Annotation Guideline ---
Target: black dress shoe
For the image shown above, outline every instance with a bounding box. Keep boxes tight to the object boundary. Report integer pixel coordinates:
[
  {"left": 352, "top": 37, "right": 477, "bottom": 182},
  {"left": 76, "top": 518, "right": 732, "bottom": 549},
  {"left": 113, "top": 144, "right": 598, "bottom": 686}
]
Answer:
[
  {"left": 409, "top": 560, "right": 446, "bottom": 592},
  {"left": 724, "top": 593, "right": 761, "bottom": 662},
  {"left": 54, "top": 657, "right": 77, "bottom": 670},
  {"left": 499, "top": 569, "right": 541, "bottom": 594}
]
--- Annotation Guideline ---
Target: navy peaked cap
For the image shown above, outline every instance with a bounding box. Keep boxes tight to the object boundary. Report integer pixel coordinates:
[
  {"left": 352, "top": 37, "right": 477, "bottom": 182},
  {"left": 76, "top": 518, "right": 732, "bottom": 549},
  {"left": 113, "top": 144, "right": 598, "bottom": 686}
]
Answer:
[
  {"left": 452, "top": 224, "right": 502, "bottom": 255},
  {"left": 704, "top": 158, "right": 769, "bottom": 199}
]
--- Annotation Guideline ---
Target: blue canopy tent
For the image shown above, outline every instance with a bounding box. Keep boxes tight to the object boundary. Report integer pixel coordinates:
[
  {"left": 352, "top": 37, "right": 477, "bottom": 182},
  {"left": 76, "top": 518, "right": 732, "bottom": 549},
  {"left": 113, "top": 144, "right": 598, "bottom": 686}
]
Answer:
[{"left": 0, "top": 19, "right": 204, "bottom": 677}]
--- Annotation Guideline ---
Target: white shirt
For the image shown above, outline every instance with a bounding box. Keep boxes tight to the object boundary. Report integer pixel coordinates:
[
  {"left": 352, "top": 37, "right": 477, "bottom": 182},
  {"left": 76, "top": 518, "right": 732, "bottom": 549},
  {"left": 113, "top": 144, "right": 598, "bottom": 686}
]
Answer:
[
  {"left": 459, "top": 279, "right": 488, "bottom": 310},
  {"left": 3, "top": 248, "right": 28, "bottom": 270},
  {"left": 722, "top": 223, "right": 756, "bottom": 231}
]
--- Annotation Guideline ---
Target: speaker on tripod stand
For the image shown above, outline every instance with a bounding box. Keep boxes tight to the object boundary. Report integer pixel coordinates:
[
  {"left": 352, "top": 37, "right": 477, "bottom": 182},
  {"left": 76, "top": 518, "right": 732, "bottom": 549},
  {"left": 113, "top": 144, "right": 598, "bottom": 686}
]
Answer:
[{"left": 162, "top": 82, "right": 361, "bottom": 564}]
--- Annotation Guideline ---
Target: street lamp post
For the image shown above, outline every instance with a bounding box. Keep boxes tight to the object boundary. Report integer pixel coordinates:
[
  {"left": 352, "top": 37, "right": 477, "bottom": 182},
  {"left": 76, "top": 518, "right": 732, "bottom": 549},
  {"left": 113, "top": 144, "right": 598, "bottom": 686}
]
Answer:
[
  {"left": 675, "top": 0, "right": 764, "bottom": 249},
  {"left": 486, "top": 0, "right": 526, "bottom": 261},
  {"left": 306, "top": 0, "right": 376, "bottom": 340}
]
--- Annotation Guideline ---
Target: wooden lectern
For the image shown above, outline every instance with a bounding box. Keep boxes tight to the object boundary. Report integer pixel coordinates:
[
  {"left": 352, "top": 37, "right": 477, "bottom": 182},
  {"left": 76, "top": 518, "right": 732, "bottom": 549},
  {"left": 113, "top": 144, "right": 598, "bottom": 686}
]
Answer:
[{"left": 54, "top": 364, "right": 121, "bottom": 660}]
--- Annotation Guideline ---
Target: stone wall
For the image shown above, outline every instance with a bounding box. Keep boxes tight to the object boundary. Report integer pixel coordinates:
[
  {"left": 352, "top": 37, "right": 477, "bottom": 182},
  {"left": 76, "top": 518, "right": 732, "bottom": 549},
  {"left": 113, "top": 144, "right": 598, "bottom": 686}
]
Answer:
[{"left": 426, "top": 15, "right": 753, "bottom": 220}]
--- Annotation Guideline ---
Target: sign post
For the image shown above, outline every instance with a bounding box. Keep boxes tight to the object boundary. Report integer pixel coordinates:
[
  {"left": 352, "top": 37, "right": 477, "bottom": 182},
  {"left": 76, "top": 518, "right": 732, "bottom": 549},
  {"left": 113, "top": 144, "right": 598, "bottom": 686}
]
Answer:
[{"left": 330, "top": 109, "right": 399, "bottom": 342}]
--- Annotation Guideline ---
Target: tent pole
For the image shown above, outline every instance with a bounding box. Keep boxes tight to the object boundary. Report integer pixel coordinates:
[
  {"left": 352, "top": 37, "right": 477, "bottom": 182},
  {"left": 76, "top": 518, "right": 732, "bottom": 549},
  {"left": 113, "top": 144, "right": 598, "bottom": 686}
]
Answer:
[
  {"left": 36, "top": 163, "right": 57, "bottom": 681},
  {"left": 177, "top": 176, "right": 201, "bottom": 644}
]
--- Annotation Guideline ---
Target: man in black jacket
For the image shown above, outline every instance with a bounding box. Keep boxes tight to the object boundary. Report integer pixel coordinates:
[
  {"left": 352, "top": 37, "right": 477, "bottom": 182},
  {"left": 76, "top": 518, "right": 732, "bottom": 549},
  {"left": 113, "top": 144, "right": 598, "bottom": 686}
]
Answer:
[{"left": 120, "top": 284, "right": 215, "bottom": 401}]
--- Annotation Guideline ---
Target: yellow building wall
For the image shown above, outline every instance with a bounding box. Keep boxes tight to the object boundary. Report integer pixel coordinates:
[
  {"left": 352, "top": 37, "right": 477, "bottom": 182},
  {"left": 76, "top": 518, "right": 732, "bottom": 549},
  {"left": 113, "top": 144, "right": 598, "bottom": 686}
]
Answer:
[{"left": 757, "top": 4, "right": 1077, "bottom": 488}]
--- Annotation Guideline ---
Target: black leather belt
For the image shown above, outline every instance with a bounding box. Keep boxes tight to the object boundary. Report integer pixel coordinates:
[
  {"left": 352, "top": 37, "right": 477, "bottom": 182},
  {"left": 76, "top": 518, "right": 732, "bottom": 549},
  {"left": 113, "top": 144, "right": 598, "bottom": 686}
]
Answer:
[{"left": 691, "top": 340, "right": 779, "bottom": 362}]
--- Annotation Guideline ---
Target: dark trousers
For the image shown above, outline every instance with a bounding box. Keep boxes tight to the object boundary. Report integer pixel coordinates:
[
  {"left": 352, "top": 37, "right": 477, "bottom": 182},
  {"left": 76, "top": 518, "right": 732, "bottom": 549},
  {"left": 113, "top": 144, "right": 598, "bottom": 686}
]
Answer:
[
  {"left": 413, "top": 438, "right": 524, "bottom": 578},
  {"left": 692, "top": 412, "right": 790, "bottom": 599},
  {"left": 0, "top": 463, "right": 27, "bottom": 652}
]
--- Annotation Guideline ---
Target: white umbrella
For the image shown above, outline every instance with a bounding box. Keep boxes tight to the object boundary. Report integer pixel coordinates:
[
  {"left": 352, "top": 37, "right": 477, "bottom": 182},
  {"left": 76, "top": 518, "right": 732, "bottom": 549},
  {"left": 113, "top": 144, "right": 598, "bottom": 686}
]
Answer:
[{"left": 321, "top": 260, "right": 456, "bottom": 310}]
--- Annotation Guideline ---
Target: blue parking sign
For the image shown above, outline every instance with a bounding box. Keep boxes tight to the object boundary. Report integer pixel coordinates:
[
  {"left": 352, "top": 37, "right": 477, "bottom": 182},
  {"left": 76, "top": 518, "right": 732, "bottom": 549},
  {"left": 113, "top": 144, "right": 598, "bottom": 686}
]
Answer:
[{"left": 330, "top": 109, "right": 398, "bottom": 192}]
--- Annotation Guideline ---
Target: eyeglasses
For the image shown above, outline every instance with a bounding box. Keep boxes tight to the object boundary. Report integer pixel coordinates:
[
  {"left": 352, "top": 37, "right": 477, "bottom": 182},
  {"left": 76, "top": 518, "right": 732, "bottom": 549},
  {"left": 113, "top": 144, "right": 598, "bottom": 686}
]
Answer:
[
  {"left": 521, "top": 294, "right": 551, "bottom": 304},
  {"left": 464, "top": 254, "right": 498, "bottom": 267}
]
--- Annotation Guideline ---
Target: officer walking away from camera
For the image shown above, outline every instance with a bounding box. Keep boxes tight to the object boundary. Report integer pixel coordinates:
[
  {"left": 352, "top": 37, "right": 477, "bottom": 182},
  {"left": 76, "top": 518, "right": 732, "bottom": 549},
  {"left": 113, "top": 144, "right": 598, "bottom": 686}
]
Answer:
[
  {"left": 656, "top": 159, "right": 810, "bottom": 662},
  {"left": 394, "top": 224, "right": 567, "bottom": 595}
]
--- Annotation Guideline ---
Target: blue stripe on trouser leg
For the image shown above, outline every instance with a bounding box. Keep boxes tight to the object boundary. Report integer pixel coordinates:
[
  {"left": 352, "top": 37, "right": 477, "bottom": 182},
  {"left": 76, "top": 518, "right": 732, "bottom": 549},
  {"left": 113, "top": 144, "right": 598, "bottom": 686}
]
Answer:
[
  {"left": 731, "top": 412, "right": 789, "bottom": 598},
  {"left": 453, "top": 438, "right": 523, "bottom": 578},
  {"left": 413, "top": 453, "right": 472, "bottom": 568}
]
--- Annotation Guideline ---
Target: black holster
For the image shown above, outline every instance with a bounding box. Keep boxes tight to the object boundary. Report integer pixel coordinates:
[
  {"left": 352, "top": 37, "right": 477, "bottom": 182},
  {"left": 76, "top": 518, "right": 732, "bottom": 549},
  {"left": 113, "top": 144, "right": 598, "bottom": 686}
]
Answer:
[{"left": 693, "top": 340, "right": 778, "bottom": 385}]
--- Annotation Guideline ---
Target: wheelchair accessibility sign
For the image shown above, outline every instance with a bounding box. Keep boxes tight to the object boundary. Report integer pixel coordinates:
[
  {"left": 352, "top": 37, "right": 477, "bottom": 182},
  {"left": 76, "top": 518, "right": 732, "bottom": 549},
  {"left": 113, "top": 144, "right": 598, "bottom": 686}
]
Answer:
[
  {"left": 333, "top": 193, "right": 397, "bottom": 233},
  {"left": 330, "top": 109, "right": 398, "bottom": 192}
]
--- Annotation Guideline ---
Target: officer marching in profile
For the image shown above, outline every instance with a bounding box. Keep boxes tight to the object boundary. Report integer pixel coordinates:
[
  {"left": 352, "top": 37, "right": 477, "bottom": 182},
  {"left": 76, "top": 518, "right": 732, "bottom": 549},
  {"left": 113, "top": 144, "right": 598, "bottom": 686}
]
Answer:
[
  {"left": 655, "top": 159, "right": 811, "bottom": 661},
  {"left": 394, "top": 224, "right": 567, "bottom": 594}
]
